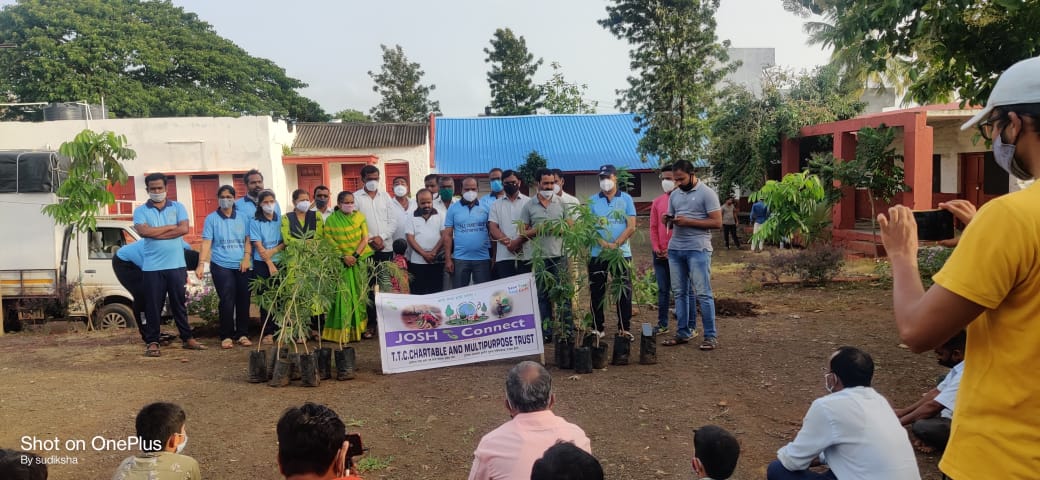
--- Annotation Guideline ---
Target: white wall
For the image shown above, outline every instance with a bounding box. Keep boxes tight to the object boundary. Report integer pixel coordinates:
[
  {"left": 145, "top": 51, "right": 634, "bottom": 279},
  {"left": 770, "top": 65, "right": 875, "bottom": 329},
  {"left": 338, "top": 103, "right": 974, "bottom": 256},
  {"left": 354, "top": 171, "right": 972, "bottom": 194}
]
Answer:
[{"left": 0, "top": 116, "right": 293, "bottom": 229}]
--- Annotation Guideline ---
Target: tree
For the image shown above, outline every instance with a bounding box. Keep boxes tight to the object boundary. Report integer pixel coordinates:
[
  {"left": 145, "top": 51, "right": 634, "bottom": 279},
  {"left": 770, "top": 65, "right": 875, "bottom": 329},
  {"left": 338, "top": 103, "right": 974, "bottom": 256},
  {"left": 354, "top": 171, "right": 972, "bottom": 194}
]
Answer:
[
  {"left": 601, "top": 0, "right": 737, "bottom": 165},
  {"left": 708, "top": 65, "right": 865, "bottom": 197},
  {"left": 782, "top": 0, "right": 1040, "bottom": 106},
  {"left": 367, "top": 44, "right": 440, "bottom": 122},
  {"left": 42, "top": 129, "right": 136, "bottom": 328},
  {"left": 540, "top": 62, "right": 597, "bottom": 114},
  {"left": 748, "top": 171, "right": 827, "bottom": 246},
  {"left": 517, "top": 150, "right": 547, "bottom": 188},
  {"left": 333, "top": 109, "right": 372, "bottom": 123},
  {"left": 484, "top": 28, "right": 543, "bottom": 116},
  {"left": 0, "top": 0, "right": 327, "bottom": 121}
]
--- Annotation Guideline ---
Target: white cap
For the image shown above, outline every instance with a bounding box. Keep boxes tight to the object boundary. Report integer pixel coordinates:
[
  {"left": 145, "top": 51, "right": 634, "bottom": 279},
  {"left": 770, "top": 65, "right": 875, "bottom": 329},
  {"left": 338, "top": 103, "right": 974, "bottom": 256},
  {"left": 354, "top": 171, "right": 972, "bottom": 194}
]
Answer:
[{"left": 962, "top": 56, "right": 1040, "bottom": 130}]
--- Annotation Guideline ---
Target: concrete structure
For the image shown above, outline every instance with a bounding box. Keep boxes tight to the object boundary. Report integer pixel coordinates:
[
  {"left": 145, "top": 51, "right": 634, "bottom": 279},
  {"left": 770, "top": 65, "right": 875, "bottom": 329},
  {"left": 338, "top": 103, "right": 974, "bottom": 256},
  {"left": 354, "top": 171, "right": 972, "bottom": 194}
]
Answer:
[
  {"left": 781, "top": 103, "right": 1023, "bottom": 255},
  {"left": 724, "top": 47, "right": 776, "bottom": 97}
]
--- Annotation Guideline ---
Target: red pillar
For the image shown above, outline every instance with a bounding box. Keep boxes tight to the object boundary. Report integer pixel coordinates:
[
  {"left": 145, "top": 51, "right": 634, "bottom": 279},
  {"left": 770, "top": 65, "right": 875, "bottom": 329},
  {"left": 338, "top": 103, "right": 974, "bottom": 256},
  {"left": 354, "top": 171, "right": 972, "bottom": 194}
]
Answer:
[
  {"left": 781, "top": 136, "right": 800, "bottom": 176},
  {"left": 831, "top": 131, "right": 857, "bottom": 229},
  {"left": 903, "top": 113, "right": 933, "bottom": 209}
]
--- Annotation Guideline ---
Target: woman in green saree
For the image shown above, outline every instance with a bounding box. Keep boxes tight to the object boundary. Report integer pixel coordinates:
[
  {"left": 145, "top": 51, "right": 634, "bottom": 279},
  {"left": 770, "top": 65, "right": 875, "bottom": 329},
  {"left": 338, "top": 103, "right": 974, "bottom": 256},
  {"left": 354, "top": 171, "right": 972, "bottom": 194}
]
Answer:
[{"left": 322, "top": 191, "right": 373, "bottom": 344}]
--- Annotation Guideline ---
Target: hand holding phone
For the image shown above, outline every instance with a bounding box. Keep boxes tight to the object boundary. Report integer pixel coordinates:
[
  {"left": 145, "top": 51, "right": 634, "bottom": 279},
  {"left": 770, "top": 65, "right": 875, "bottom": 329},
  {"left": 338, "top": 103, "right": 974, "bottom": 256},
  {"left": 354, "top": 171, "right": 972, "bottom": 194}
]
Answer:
[{"left": 912, "top": 209, "right": 955, "bottom": 241}]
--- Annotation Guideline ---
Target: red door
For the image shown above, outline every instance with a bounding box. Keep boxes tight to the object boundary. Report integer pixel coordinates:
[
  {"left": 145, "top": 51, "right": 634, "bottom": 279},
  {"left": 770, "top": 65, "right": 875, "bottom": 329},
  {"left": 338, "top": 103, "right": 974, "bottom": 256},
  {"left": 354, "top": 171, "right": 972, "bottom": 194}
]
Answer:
[
  {"left": 960, "top": 152, "right": 1008, "bottom": 207},
  {"left": 296, "top": 164, "right": 324, "bottom": 198},
  {"left": 107, "top": 175, "right": 135, "bottom": 215},
  {"left": 165, "top": 175, "right": 178, "bottom": 201},
  {"left": 342, "top": 164, "right": 363, "bottom": 193},
  {"left": 384, "top": 163, "right": 410, "bottom": 192},
  {"left": 232, "top": 174, "right": 248, "bottom": 198},
  {"left": 190, "top": 176, "right": 220, "bottom": 235}
]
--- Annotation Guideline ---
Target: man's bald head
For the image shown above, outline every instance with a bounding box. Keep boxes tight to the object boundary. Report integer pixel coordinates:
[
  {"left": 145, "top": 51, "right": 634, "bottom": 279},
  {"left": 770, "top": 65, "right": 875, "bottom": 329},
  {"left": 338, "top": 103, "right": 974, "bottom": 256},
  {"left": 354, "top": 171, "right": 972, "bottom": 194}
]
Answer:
[{"left": 505, "top": 361, "right": 553, "bottom": 413}]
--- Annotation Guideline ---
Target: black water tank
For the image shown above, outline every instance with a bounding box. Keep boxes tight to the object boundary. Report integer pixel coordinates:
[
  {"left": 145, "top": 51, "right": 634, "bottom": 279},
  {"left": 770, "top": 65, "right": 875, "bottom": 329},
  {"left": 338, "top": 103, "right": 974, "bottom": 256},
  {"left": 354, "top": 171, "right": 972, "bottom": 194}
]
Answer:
[{"left": 42, "top": 102, "right": 107, "bottom": 121}]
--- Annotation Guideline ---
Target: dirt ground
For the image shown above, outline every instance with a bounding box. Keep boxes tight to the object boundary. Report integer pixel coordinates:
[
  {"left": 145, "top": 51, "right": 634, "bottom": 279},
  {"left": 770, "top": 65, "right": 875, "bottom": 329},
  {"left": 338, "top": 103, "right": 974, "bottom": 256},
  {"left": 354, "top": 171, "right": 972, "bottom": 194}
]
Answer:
[{"left": 0, "top": 243, "right": 947, "bottom": 479}]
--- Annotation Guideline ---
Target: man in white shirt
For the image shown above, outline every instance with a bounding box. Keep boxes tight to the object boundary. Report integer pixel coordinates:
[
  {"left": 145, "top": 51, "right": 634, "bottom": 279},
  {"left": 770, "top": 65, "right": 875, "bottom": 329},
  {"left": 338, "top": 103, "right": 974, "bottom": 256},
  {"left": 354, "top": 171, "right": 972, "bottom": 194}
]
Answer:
[
  {"left": 354, "top": 165, "right": 397, "bottom": 337},
  {"left": 488, "top": 169, "right": 530, "bottom": 280},
  {"left": 552, "top": 168, "right": 581, "bottom": 216},
  {"left": 433, "top": 175, "right": 458, "bottom": 215},
  {"left": 894, "top": 330, "right": 966, "bottom": 453},
  {"left": 405, "top": 189, "right": 444, "bottom": 294},
  {"left": 768, "top": 347, "right": 920, "bottom": 480},
  {"left": 390, "top": 176, "right": 418, "bottom": 246}
]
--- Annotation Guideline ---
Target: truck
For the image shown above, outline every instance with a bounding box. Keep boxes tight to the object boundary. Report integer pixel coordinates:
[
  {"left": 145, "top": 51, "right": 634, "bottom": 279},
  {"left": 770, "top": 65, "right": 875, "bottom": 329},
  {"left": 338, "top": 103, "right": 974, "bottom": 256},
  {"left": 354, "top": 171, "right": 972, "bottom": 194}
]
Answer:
[{"left": 1, "top": 150, "right": 139, "bottom": 330}]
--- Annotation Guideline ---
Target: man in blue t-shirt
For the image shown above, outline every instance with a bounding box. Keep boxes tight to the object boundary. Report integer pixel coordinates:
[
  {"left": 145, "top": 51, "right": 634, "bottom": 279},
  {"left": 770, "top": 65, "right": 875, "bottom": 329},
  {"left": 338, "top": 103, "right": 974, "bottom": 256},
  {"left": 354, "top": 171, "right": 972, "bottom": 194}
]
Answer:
[
  {"left": 750, "top": 199, "right": 770, "bottom": 252},
  {"left": 112, "top": 239, "right": 195, "bottom": 343},
  {"left": 443, "top": 177, "right": 492, "bottom": 289},
  {"left": 587, "top": 164, "right": 638, "bottom": 340},
  {"left": 235, "top": 168, "right": 281, "bottom": 219},
  {"left": 132, "top": 173, "right": 205, "bottom": 356}
]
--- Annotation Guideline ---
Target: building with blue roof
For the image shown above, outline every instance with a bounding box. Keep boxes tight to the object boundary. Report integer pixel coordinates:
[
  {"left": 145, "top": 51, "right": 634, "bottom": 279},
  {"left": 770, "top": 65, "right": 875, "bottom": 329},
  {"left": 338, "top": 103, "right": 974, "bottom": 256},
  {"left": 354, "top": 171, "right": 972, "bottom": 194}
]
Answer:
[{"left": 432, "top": 112, "right": 671, "bottom": 212}]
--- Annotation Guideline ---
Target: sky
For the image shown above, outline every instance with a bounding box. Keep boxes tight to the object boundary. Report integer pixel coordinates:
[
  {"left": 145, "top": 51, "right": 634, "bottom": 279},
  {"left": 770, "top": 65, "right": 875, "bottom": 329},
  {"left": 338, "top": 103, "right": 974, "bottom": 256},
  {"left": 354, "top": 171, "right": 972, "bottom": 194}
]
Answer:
[{"left": 2, "top": 0, "right": 832, "bottom": 117}]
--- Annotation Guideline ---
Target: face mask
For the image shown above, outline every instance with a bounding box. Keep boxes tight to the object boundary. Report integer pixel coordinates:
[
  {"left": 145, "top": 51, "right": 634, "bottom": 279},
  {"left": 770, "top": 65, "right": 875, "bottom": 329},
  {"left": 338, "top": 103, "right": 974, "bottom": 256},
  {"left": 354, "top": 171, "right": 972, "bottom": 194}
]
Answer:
[
  {"left": 261, "top": 204, "right": 275, "bottom": 214},
  {"left": 539, "top": 190, "right": 554, "bottom": 199},
  {"left": 824, "top": 373, "right": 835, "bottom": 393},
  {"left": 552, "top": 184, "right": 561, "bottom": 195},
  {"left": 218, "top": 198, "right": 235, "bottom": 210},
  {"left": 295, "top": 200, "right": 311, "bottom": 212},
  {"left": 148, "top": 192, "right": 166, "bottom": 203},
  {"left": 661, "top": 180, "right": 675, "bottom": 193},
  {"left": 365, "top": 180, "right": 379, "bottom": 192},
  {"left": 599, "top": 179, "right": 615, "bottom": 192},
  {"left": 993, "top": 132, "right": 1033, "bottom": 180},
  {"left": 679, "top": 181, "right": 694, "bottom": 192},
  {"left": 439, "top": 188, "right": 453, "bottom": 203},
  {"left": 504, "top": 183, "right": 519, "bottom": 196},
  {"left": 315, "top": 198, "right": 328, "bottom": 209},
  {"left": 175, "top": 434, "right": 187, "bottom": 454},
  {"left": 490, "top": 179, "right": 503, "bottom": 193},
  {"left": 393, "top": 185, "right": 408, "bottom": 197},
  {"left": 462, "top": 191, "right": 478, "bottom": 202},
  {"left": 341, "top": 204, "right": 355, "bottom": 214}
]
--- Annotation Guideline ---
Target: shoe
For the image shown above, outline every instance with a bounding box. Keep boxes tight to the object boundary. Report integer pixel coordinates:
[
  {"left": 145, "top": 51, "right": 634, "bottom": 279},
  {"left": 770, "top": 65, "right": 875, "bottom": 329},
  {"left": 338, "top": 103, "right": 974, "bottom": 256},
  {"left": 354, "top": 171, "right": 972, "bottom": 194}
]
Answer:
[
  {"left": 699, "top": 337, "right": 718, "bottom": 351},
  {"left": 145, "top": 342, "right": 161, "bottom": 357},
  {"left": 595, "top": 330, "right": 605, "bottom": 339},
  {"left": 220, "top": 338, "right": 234, "bottom": 349},
  {"left": 182, "top": 339, "right": 207, "bottom": 350},
  {"left": 237, "top": 336, "right": 253, "bottom": 347},
  {"left": 656, "top": 326, "right": 670, "bottom": 335}
]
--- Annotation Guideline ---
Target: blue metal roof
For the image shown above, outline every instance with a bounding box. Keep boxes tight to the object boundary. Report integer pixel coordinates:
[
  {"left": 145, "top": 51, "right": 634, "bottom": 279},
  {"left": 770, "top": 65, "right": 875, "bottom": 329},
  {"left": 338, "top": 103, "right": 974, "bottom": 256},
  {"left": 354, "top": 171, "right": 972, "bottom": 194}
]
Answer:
[{"left": 433, "top": 113, "right": 660, "bottom": 174}]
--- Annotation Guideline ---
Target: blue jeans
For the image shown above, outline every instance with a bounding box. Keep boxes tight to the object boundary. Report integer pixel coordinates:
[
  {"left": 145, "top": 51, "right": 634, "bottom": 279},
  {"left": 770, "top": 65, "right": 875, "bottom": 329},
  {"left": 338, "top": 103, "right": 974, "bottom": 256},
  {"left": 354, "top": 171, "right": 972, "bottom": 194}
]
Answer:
[
  {"left": 766, "top": 460, "right": 837, "bottom": 480},
  {"left": 452, "top": 259, "right": 492, "bottom": 288},
  {"left": 668, "top": 249, "right": 716, "bottom": 340}
]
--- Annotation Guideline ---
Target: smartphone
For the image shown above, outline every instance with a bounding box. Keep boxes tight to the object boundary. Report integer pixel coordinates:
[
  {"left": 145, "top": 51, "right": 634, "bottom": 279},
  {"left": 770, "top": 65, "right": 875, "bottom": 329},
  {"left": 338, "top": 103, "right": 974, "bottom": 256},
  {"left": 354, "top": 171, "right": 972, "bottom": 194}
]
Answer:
[
  {"left": 663, "top": 214, "right": 674, "bottom": 229},
  {"left": 913, "top": 209, "right": 955, "bottom": 241},
  {"left": 346, "top": 433, "right": 364, "bottom": 457}
]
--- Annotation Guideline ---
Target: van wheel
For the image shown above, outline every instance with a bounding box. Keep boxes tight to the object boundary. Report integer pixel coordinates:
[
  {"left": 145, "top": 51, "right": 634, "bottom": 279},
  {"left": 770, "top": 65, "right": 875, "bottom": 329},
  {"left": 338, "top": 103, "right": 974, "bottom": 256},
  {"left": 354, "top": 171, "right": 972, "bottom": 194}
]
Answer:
[{"left": 94, "top": 303, "right": 135, "bottom": 330}]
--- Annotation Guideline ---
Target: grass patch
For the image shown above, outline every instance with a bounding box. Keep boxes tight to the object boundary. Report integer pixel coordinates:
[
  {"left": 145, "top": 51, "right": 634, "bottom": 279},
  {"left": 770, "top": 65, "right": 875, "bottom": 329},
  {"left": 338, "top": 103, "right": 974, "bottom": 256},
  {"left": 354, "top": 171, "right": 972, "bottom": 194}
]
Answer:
[{"left": 357, "top": 455, "right": 393, "bottom": 473}]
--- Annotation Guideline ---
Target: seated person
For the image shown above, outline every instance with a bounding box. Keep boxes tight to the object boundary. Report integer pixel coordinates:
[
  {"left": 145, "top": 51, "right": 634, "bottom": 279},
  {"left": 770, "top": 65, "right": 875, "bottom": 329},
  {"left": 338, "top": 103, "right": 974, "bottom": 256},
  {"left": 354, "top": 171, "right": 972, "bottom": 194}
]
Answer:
[
  {"left": 530, "top": 441, "right": 602, "bottom": 480},
  {"left": 112, "top": 402, "right": 200, "bottom": 480},
  {"left": 767, "top": 347, "right": 920, "bottom": 480},
  {"left": 0, "top": 449, "right": 47, "bottom": 480},
  {"left": 277, "top": 403, "right": 361, "bottom": 480},
  {"left": 692, "top": 425, "right": 739, "bottom": 480},
  {"left": 894, "top": 330, "right": 966, "bottom": 453},
  {"left": 468, "top": 361, "right": 591, "bottom": 480}
]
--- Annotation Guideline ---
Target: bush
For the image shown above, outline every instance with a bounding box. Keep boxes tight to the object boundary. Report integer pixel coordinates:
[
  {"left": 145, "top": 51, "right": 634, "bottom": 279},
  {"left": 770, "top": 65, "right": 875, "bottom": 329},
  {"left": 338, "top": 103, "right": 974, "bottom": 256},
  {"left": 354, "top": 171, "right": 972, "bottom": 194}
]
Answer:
[
  {"left": 917, "top": 246, "right": 953, "bottom": 287},
  {"left": 632, "top": 266, "right": 658, "bottom": 306},
  {"left": 186, "top": 280, "right": 219, "bottom": 324},
  {"left": 745, "top": 244, "right": 846, "bottom": 285}
]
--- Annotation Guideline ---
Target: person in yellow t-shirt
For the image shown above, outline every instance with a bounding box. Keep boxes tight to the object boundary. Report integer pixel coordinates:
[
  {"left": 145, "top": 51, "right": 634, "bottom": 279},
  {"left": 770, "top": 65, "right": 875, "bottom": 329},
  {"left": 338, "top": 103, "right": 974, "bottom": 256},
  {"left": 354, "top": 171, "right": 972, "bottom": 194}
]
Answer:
[{"left": 878, "top": 56, "right": 1040, "bottom": 480}]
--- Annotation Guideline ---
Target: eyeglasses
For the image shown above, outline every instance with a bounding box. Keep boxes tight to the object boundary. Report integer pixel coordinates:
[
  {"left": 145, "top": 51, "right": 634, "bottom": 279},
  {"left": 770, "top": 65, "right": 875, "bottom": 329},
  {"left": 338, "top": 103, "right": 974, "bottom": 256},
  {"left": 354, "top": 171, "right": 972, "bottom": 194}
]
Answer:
[{"left": 977, "top": 118, "right": 997, "bottom": 141}]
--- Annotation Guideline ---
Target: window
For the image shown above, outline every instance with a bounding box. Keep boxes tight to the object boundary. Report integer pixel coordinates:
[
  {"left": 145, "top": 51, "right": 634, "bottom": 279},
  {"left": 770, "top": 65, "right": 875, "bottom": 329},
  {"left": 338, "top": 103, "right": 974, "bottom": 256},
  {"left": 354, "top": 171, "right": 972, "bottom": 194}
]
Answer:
[
  {"left": 342, "top": 164, "right": 363, "bottom": 192},
  {"left": 622, "top": 173, "right": 642, "bottom": 197},
  {"left": 88, "top": 227, "right": 128, "bottom": 259}
]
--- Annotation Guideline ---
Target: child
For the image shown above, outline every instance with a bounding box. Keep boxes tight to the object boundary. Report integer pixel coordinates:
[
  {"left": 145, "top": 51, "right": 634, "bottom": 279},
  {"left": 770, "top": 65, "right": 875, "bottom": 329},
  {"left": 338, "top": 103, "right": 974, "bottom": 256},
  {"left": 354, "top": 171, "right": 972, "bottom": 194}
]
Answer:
[
  {"left": 693, "top": 425, "right": 740, "bottom": 480},
  {"left": 112, "top": 402, "right": 201, "bottom": 480},
  {"left": 390, "top": 238, "right": 410, "bottom": 294}
]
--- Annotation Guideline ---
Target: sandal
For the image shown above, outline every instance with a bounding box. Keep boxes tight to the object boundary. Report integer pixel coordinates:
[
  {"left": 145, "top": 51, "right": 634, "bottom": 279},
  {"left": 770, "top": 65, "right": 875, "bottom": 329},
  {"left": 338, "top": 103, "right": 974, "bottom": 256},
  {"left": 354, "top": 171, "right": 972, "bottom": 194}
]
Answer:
[
  {"left": 145, "top": 342, "right": 161, "bottom": 357},
  {"left": 699, "top": 338, "right": 718, "bottom": 350},
  {"left": 237, "top": 336, "right": 253, "bottom": 347},
  {"left": 361, "top": 331, "right": 374, "bottom": 340},
  {"left": 183, "top": 339, "right": 208, "bottom": 350},
  {"left": 662, "top": 337, "right": 691, "bottom": 347},
  {"left": 221, "top": 338, "right": 234, "bottom": 349},
  {"left": 261, "top": 335, "right": 274, "bottom": 345}
]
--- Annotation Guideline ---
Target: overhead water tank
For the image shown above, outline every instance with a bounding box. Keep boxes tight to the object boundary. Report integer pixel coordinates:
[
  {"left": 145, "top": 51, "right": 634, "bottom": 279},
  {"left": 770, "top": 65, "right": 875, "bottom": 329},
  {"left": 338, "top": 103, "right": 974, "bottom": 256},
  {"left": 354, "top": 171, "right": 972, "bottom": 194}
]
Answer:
[{"left": 42, "top": 102, "right": 107, "bottom": 121}]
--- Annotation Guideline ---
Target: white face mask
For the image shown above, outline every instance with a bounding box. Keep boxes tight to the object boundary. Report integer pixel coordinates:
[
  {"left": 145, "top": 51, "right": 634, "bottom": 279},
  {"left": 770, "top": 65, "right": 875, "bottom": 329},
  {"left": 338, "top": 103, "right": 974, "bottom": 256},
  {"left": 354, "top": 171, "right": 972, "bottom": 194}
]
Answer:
[
  {"left": 365, "top": 180, "right": 379, "bottom": 192},
  {"left": 175, "top": 434, "right": 187, "bottom": 454},
  {"left": 462, "top": 191, "right": 478, "bottom": 202},
  {"left": 661, "top": 179, "right": 675, "bottom": 193},
  {"left": 552, "top": 184, "right": 561, "bottom": 195},
  {"left": 295, "top": 200, "right": 311, "bottom": 212},
  {"left": 148, "top": 192, "right": 166, "bottom": 203},
  {"left": 218, "top": 198, "right": 235, "bottom": 210},
  {"left": 393, "top": 185, "right": 408, "bottom": 197},
  {"left": 599, "top": 179, "right": 615, "bottom": 192},
  {"left": 539, "top": 190, "right": 554, "bottom": 199},
  {"left": 261, "top": 204, "right": 275, "bottom": 215}
]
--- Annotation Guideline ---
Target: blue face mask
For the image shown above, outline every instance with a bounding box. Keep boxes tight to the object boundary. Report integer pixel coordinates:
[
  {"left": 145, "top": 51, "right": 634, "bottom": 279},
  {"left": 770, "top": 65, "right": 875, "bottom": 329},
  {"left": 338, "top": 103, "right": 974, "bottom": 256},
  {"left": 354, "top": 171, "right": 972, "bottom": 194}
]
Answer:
[
  {"left": 490, "top": 179, "right": 504, "bottom": 193},
  {"left": 993, "top": 132, "right": 1033, "bottom": 180}
]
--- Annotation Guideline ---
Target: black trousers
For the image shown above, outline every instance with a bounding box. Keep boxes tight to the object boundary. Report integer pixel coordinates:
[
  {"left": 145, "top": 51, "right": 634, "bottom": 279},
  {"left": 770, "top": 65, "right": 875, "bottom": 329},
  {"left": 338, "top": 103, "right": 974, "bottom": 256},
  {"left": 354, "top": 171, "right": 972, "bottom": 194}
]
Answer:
[
  {"left": 251, "top": 260, "right": 279, "bottom": 336},
  {"left": 493, "top": 259, "right": 525, "bottom": 280},
  {"left": 368, "top": 251, "right": 394, "bottom": 329},
  {"left": 408, "top": 262, "right": 444, "bottom": 295},
  {"left": 142, "top": 268, "right": 191, "bottom": 344},
  {"left": 588, "top": 257, "right": 633, "bottom": 333},
  {"left": 210, "top": 262, "right": 251, "bottom": 340},
  {"left": 112, "top": 256, "right": 147, "bottom": 342},
  {"left": 912, "top": 417, "right": 952, "bottom": 451},
  {"left": 723, "top": 224, "right": 740, "bottom": 247}
]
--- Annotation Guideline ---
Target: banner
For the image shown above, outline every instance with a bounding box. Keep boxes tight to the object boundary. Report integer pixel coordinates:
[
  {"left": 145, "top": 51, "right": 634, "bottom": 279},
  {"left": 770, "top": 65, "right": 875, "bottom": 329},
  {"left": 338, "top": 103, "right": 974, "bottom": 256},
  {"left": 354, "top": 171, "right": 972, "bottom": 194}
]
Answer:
[{"left": 376, "top": 273, "right": 544, "bottom": 374}]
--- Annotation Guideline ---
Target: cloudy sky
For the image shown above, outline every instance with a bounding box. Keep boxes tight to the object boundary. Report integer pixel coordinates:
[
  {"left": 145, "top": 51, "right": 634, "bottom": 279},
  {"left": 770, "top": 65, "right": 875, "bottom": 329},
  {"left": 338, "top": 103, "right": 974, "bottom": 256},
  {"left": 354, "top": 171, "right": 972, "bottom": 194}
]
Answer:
[{"left": 3, "top": 0, "right": 832, "bottom": 116}]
